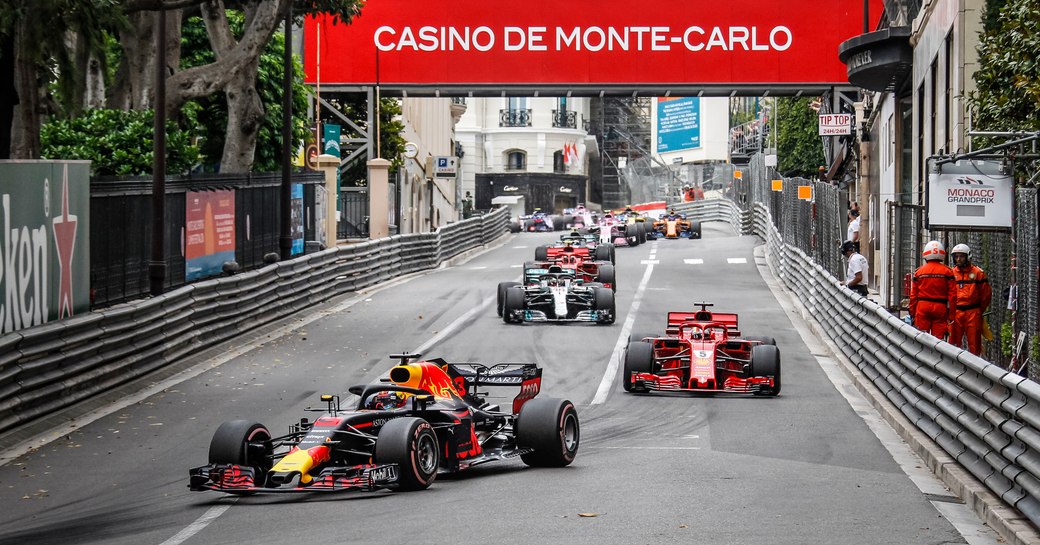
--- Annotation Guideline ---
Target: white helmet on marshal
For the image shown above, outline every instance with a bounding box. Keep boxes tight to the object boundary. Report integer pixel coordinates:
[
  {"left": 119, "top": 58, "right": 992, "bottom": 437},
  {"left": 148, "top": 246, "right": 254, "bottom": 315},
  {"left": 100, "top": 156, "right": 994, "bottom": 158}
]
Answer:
[
  {"left": 922, "top": 240, "right": 946, "bottom": 261},
  {"left": 951, "top": 243, "right": 971, "bottom": 258}
]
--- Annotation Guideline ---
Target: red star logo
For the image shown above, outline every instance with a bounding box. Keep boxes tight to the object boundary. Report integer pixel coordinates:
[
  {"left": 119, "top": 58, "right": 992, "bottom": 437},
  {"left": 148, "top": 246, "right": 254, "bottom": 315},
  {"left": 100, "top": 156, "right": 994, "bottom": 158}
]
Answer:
[{"left": 52, "top": 166, "right": 78, "bottom": 320}]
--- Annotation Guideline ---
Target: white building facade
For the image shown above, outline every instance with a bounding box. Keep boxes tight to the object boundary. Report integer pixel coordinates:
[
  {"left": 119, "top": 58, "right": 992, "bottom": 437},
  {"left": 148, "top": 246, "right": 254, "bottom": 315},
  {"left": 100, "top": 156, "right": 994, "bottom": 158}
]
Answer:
[
  {"left": 396, "top": 97, "right": 465, "bottom": 234},
  {"left": 455, "top": 97, "right": 595, "bottom": 214}
]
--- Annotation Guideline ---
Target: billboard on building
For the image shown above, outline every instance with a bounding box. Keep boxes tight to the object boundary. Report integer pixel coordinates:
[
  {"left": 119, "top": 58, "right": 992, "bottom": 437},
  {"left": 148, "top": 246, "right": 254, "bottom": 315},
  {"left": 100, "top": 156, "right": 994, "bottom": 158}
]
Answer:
[
  {"left": 657, "top": 97, "right": 700, "bottom": 153},
  {"left": 0, "top": 161, "right": 90, "bottom": 333},
  {"left": 185, "top": 189, "right": 237, "bottom": 281},
  {"left": 304, "top": 0, "right": 882, "bottom": 89}
]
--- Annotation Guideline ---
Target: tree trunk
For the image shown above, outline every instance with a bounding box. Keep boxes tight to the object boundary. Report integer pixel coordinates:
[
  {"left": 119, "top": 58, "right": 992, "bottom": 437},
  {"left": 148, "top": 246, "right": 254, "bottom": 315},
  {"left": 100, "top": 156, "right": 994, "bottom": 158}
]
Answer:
[
  {"left": 0, "top": 33, "right": 16, "bottom": 159},
  {"left": 111, "top": 9, "right": 183, "bottom": 111},
  {"left": 11, "top": 20, "right": 41, "bottom": 159},
  {"left": 220, "top": 56, "right": 264, "bottom": 172}
]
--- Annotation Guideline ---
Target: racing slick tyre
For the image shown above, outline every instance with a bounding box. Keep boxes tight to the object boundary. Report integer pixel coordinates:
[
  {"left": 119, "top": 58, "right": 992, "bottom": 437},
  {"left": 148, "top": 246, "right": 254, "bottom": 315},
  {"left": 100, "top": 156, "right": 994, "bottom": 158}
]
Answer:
[
  {"left": 623, "top": 341, "right": 654, "bottom": 392},
  {"left": 209, "top": 420, "right": 273, "bottom": 474},
  {"left": 745, "top": 335, "right": 777, "bottom": 346},
  {"left": 497, "top": 281, "right": 521, "bottom": 316},
  {"left": 690, "top": 220, "right": 702, "bottom": 239},
  {"left": 750, "top": 344, "right": 782, "bottom": 397},
  {"left": 597, "top": 264, "right": 617, "bottom": 292},
  {"left": 516, "top": 397, "right": 580, "bottom": 467},
  {"left": 534, "top": 245, "right": 549, "bottom": 261},
  {"left": 509, "top": 221, "right": 521, "bottom": 233},
  {"left": 636, "top": 222, "right": 647, "bottom": 244},
  {"left": 375, "top": 417, "right": 439, "bottom": 491},
  {"left": 593, "top": 287, "right": 615, "bottom": 324},
  {"left": 594, "top": 244, "right": 612, "bottom": 263},
  {"left": 551, "top": 216, "right": 564, "bottom": 231},
  {"left": 627, "top": 331, "right": 657, "bottom": 343},
  {"left": 503, "top": 286, "right": 526, "bottom": 323}
]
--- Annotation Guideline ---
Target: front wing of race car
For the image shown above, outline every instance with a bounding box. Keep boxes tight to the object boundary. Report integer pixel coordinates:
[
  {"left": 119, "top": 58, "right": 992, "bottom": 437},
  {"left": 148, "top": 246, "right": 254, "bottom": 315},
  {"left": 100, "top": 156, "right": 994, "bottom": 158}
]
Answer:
[
  {"left": 628, "top": 372, "right": 775, "bottom": 394},
  {"left": 189, "top": 462, "right": 400, "bottom": 493}
]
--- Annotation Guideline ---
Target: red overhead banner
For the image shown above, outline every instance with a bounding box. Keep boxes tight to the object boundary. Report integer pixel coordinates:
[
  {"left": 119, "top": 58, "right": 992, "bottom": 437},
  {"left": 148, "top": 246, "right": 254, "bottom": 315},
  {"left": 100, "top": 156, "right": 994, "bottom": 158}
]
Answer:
[{"left": 303, "top": 0, "right": 882, "bottom": 88}]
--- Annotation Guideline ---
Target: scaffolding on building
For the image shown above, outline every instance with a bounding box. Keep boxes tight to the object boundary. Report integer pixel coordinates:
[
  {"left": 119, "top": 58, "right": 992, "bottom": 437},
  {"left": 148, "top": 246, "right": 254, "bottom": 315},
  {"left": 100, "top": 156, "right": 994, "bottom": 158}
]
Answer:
[{"left": 591, "top": 97, "right": 653, "bottom": 210}]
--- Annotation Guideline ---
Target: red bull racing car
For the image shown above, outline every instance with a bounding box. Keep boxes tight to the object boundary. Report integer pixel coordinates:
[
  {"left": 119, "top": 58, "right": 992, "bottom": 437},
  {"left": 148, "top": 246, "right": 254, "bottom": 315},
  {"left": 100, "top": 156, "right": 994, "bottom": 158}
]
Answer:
[
  {"left": 189, "top": 354, "right": 579, "bottom": 494},
  {"left": 623, "top": 303, "right": 780, "bottom": 396}
]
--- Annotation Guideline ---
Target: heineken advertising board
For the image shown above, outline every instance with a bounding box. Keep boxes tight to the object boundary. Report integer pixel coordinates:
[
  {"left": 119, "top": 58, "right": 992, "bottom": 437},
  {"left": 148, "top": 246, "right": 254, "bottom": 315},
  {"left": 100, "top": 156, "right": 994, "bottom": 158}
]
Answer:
[{"left": 0, "top": 161, "right": 91, "bottom": 333}]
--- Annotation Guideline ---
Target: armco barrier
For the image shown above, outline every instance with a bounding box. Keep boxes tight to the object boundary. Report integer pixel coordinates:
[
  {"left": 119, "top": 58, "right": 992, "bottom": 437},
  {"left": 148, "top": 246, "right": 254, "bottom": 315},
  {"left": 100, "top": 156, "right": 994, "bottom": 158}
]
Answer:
[
  {"left": 685, "top": 197, "right": 1040, "bottom": 533},
  {"left": 0, "top": 208, "right": 509, "bottom": 436}
]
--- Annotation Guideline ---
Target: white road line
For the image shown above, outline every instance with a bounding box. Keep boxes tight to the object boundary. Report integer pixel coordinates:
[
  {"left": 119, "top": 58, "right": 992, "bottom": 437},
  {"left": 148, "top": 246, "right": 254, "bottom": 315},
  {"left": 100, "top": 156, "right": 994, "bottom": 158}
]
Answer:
[
  {"left": 591, "top": 262, "right": 655, "bottom": 405},
  {"left": 469, "top": 266, "right": 488, "bottom": 270},
  {"left": 727, "top": 257, "right": 747, "bottom": 264},
  {"left": 640, "top": 260, "right": 660, "bottom": 265},
  {"left": 159, "top": 503, "right": 235, "bottom": 545},
  {"left": 512, "top": 246, "right": 528, "bottom": 249},
  {"left": 510, "top": 264, "right": 522, "bottom": 268},
  {"left": 584, "top": 446, "right": 701, "bottom": 450},
  {"left": 684, "top": 259, "right": 704, "bottom": 265},
  {"left": 413, "top": 297, "right": 494, "bottom": 355}
]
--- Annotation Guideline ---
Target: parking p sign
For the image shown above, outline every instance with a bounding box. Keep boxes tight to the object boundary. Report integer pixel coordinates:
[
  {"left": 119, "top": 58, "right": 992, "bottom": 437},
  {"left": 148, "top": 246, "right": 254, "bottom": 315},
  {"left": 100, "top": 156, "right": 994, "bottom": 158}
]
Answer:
[
  {"left": 818, "top": 113, "right": 852, "bottom": 136},
  {"left": 428, "top": 156, "right": 458, "bottom": 178}
]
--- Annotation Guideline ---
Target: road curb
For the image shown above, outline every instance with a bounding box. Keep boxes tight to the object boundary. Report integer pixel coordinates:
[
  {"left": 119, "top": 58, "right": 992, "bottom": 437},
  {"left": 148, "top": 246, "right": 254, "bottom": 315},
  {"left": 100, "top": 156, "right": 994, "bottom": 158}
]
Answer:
[{"left": 754, "top": 244, "right": 1040, "bottom": 545}]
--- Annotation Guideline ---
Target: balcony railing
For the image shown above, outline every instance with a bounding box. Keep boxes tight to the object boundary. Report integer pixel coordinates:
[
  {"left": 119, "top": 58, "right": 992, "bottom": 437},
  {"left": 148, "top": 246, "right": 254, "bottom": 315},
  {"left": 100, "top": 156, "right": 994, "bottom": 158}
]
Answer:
[
  {"left": 552, "top": 110, "right": 577, "bottom": 129},
  {"left": 499, "top": 109, "right": 532, "bottom": 127}
]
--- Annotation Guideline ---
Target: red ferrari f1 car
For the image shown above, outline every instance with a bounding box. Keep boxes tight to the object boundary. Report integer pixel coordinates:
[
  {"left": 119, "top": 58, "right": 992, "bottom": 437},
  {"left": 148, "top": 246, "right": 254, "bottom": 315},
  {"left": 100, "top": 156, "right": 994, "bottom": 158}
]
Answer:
[
  {"left": 623, "top": 303, "right": 780, "bottom": 396},
  {"left": 189, "top": 354, "right": 579, "bottom": 494}
]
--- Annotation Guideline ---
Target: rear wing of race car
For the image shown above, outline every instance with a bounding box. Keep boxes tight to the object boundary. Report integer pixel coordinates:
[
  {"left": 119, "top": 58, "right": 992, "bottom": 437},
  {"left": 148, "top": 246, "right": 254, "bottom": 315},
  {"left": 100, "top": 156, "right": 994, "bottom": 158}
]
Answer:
[
  {"left": 666, "top": 311, "right": 741, "bottom": 336},
  {"left": 445, "top": 363, "right": 543, "bottom": 414}
]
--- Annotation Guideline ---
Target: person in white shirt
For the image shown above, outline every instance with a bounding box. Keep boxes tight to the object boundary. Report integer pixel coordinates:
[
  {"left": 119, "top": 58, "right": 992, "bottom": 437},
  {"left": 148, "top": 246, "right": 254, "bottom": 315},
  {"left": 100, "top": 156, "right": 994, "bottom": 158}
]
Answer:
[
  {"left": 840, "top": 240, "right": 869, "bottom": 296},
  {"left": 846, "top": 208, "right": 861, "bottom": 243}
]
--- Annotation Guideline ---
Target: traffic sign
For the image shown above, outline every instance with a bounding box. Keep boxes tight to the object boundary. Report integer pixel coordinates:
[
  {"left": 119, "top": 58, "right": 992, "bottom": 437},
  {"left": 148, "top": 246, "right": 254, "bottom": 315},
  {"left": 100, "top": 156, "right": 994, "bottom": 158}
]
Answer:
[{"left": 427, "top": 156, "right": 458, "bottom": 178}]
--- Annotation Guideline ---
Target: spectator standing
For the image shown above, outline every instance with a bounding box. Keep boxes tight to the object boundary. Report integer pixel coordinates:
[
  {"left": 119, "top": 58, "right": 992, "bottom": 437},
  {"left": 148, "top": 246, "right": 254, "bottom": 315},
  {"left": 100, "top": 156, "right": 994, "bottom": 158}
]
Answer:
[
  {"left": 949, "top": 244, "right": 992, "bottom": 356},
  {"left": 846, "top": 208, "right": 861, "bottom": 244},
  {"left": 840, "top": 241, "right": 869, "bottom": 296},
  {"left": 909, "top": 241, "right": 957, "bottom": 339}
]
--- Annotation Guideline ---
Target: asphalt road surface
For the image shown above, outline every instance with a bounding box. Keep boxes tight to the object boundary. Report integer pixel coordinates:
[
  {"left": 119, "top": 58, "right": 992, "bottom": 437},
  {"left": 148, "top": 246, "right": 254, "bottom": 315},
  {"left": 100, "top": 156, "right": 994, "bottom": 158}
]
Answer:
[{"left": 0, "top": 223, "right": 1001, "bottom": 545}]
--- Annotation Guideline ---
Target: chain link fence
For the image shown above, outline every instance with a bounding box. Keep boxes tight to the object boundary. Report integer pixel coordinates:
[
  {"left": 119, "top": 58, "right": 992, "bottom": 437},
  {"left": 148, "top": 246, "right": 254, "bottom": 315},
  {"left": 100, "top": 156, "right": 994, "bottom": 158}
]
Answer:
[{"left": 738, "top": 153, "right": 1039, "bottom": 378}]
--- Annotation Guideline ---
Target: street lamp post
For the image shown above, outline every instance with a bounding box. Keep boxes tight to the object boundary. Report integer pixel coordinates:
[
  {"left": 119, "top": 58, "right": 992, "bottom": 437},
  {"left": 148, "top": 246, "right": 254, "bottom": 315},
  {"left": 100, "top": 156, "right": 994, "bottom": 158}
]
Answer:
[
  {"left": 150, "top": 6, "right": 167, "bottom": 296},
  {"left": 280, "top": 6, "right": 293, "bottom": 260}
]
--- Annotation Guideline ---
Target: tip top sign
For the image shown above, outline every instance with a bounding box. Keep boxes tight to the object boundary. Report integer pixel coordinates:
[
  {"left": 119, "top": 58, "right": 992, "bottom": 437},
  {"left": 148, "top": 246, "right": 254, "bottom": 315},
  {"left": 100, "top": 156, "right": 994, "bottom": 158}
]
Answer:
[{"left": 818, "top": 113, "right": 852, "bottom": 136}]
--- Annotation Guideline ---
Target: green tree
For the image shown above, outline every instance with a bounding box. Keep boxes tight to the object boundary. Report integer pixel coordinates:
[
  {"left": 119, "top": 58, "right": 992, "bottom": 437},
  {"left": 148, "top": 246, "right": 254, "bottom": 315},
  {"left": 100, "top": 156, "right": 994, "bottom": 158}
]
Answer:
[
  {"left": 0, "top": 0, "right": 125, "bottom": 159},
  {"left": 775, "top": 97, "right": 825, "bottom": 178},
  {"left": 180, "top": 12, "right": 308, "bottom": 172},
  {"left": 40, "top": 108, "right": 199, "bottom": 175},
  {"left": 969, "top": 0, "right": 1040, "bottom": 149}
]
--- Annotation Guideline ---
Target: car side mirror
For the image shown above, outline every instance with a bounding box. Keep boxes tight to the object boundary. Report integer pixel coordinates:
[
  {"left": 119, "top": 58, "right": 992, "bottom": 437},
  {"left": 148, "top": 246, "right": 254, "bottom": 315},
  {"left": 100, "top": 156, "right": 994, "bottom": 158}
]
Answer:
[{"left": 347, "top": 385, "right": 365, "bottom": 396}]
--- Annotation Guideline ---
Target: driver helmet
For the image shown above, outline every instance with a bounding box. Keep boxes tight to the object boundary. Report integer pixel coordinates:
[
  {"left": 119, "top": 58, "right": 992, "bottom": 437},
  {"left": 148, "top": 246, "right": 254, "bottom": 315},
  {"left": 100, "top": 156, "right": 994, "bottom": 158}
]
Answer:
[
  {"left": 922, "top": 240, "right": 946, "bottom": 261},
  {"left": 369, "top": 391, "right": 410, "bottom": 410},
  {"left": 951, "top": 243, "right": 971, "bottom": 260}
]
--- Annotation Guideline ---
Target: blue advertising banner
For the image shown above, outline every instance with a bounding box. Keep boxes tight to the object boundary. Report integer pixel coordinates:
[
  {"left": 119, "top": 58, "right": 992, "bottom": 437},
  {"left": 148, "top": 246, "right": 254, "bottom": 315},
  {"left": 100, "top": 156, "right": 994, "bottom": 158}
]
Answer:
[
  {"left": 657, "top": 97, "right": 701, "bottom": 153},
  {"left": 0, "top": 161, "right": 91, "bottom": 332},
  {"left": 291, "top": 183, "right": 304, "bottom": 255}
]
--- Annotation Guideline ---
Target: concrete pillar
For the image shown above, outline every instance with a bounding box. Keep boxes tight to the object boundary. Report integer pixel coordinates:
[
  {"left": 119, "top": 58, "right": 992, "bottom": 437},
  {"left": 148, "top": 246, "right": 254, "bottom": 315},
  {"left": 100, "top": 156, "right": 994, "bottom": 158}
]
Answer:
[
  {"left": 317, "top": 154, "right": 340, "bottom": 246},
  {"left": 368, "top": 158, "right": 391, "bottom": 239}
]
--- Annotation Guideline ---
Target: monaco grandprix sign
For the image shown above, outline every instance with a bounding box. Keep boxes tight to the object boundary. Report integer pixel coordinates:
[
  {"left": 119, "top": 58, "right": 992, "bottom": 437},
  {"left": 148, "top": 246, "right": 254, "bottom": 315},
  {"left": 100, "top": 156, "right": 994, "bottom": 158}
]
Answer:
[
  {"left": 926, "top": 160, "right": 1013, "bottom": 231},
  {"left": 304, "top": 0, "right": 881, "bottom": 89}
]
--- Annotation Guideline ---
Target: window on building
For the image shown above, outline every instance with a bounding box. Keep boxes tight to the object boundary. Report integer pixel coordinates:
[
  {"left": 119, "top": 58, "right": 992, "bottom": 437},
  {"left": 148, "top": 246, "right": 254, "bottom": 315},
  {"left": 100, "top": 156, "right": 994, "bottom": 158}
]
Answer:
[
  {"left": 507, "top": 150, "right": 527, "bottom": 171},
  {"left": 554, "top": 150, "right": 565, "bottom": 173}
]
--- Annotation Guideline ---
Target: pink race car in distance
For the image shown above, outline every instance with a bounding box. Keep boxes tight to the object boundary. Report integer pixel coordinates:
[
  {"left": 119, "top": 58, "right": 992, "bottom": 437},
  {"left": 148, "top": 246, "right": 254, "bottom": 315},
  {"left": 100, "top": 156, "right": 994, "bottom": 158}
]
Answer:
[{"left": 623, "top": 302, "right": 780, "bottom": 396}]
